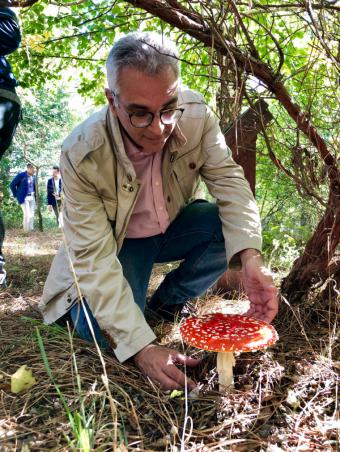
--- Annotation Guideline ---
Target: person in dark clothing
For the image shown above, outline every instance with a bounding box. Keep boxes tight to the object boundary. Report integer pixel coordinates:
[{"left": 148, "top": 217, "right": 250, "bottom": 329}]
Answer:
[
  {"left": 0, "top": 6, "right": 21, "bottom": 286},
  {"left": 47, "top": 165, "right": 63, "bottom": 227},
  {"left": 0, "top": 6, "right": 21, "bottom": 156},
  {"left": 0, "top": 201, "right": 5, "bottom": 285}
]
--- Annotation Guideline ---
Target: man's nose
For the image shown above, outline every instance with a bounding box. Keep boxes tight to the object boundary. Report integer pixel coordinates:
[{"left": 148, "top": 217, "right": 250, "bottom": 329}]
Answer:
[{"left": 148, "top": 114, "right": 166, "bottom": 136}]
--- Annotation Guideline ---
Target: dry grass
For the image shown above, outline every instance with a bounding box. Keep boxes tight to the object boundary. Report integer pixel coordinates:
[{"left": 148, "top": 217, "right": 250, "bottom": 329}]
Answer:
[{"left": 0, "top": 230, "right": 339, "bottom": 451}]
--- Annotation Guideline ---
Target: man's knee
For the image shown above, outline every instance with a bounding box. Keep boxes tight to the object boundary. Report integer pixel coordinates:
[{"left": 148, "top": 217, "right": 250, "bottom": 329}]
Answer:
[
  {"left": 0, "top": 99, "right": 21, "bottom": 157},
  {"left": 187, "top": 200, "right": 223, "bottom": 238}
]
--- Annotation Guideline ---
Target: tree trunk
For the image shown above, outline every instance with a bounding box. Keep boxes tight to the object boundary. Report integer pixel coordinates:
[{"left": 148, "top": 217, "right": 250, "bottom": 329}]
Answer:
[
  {"left": 281, "top": 188, "right": 340, "bottom": 300},
  {"left": 34, "top": 169, "right": 43, "bottom": 232},
  {"left": 224, "top": 98, "right": 273, "bottom": 195}
]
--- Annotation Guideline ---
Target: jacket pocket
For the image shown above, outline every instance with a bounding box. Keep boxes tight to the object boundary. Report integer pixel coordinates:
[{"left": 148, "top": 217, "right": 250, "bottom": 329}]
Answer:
[
  {"left": 173, "top": 146, "right": 206, "bottom": 201},
  {"left": 173, "top": 146, "right": 206, "bottom": 181}
]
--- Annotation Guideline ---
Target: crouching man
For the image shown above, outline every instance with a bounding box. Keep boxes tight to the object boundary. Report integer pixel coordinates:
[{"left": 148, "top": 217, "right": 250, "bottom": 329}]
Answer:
[{"left": 40, "top": 32, "right": 278, "bottom": 390}]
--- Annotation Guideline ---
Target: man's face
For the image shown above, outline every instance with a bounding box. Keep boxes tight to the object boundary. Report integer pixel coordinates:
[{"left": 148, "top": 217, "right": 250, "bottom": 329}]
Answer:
[
  {"left": 27, "top": 166, "right": 35, "bottom": 176},
  {"left": 52, "top": 168, "right": 59, "bottom": 178},
  {"left": 106, "top": 66, "right": 179, "bottom": 154}
]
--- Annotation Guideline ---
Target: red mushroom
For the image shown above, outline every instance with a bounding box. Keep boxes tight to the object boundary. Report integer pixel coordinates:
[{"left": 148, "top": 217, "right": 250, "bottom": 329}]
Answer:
[{"left": 180, "top": 313, "right": 278, "bottom": 390}]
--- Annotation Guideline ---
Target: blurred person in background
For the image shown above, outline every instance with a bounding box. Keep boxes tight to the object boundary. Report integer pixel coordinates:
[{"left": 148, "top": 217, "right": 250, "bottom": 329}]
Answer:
[
  {"left": 47, "top": 165, "right": 63, "bottom": 227},
  {"left": 10, "top": 163, "right": 36, "bottom": 231}
]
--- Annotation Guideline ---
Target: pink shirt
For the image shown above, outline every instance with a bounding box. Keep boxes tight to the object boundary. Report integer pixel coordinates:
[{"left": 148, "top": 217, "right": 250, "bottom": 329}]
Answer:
[{"left": 122, "top": 133, "right": 171, "bottom": 238}]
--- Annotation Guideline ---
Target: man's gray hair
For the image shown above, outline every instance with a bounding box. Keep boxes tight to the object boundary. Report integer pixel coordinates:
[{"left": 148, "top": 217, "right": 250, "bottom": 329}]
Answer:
[{"left": 106, "top": 32, "right": 180, "bottom": 92}]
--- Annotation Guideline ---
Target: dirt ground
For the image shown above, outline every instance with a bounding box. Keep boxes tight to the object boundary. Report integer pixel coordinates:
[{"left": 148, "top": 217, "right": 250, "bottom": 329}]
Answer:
[{"left": 0, "top": 229, "right": 339, "bottom": 451}]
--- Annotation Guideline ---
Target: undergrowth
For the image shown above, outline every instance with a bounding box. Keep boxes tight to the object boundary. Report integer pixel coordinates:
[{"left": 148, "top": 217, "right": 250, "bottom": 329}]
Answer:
[{"left": 0, "top": 230, "right": 338, "bottom": 451}]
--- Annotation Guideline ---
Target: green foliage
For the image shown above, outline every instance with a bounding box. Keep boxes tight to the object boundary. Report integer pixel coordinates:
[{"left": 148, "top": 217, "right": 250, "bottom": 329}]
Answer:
[
  {"left": 11, "top": 1, "right": 219, "bottom": 105},
  {"left": 11, "top": 88, "right": 75, "bottom": 169},
  {"left": 256, "top": 147, "right": 324, "bottom": 269},
  {"left": 1, "top": 198, "right": 22, "bottom": 229},
  {"left": 3, "top": 0, "right": 338, "bottom": 269}
]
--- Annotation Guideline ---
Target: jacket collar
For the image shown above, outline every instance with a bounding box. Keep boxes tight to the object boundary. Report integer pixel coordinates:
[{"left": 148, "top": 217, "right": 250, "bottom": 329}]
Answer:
[
  {"left": 107, "top": 109, "right": 137, "bottom": 179},
  {"left": 167, "top": 123, "right": 187, "bottom": 153}
]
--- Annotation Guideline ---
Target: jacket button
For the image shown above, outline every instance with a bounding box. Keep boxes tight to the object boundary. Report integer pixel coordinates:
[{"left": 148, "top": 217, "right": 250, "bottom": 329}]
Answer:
[
  {"left": 189, "top": 162, "right": 196, "bottom": 169},
  {"left": 122, "top": 183, "right": 134, "bottom": 192},
  {"left": 170, "top": 154, "right": 176, "bottom": 163},
  {"left": 167, "top": 196, "right": 171, "bottom": 202}
]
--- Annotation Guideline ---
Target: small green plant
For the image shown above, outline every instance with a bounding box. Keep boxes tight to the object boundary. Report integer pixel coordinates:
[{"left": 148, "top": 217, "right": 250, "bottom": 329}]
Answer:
[{"left": 35, "top": 328, "right": 95, "bottom": 451}]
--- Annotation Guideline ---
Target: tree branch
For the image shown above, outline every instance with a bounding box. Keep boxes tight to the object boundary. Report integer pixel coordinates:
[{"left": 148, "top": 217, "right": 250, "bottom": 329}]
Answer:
[
  {"left": 0, "top": 0, "right": 39, "bottom": 6},
  {"left": 127, "top": 0, "right": 339, "bottom": 184},
  {"left": 50, "top": 0, "right": 88, "bottom": 5},
  {"left": 305, "top": 0, "right": 340, "bottom": 68},
  {"left": 237, "top": 1, "right": 340, "bottom": 12}
]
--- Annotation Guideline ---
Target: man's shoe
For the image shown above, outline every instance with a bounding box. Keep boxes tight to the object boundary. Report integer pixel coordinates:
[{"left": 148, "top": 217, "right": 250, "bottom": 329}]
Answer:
[
  {"left": 147, "top": 293, "right": 192, "bottom": 322},
  {"left": 152, "top": 302, "right": 184, "bottom": 322}
]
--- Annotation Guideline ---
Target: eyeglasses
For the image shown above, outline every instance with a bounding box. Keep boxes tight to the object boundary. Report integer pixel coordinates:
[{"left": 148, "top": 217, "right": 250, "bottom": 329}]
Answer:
[{"left": 111, "top": 91, "right": 184, "bottom": 128}]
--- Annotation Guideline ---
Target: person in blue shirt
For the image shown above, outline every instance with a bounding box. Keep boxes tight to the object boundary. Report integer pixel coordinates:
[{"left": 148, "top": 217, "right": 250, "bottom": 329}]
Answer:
[
  {"left": 0, "top": 5, "right": 21, "bottom": 286},
  {"left": 10, "top": 163, "right": 36, "bottom": 231}
]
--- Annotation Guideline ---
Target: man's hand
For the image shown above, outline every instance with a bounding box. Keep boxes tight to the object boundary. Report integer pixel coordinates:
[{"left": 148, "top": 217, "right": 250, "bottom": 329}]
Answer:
[
  {"left": 48, "top": 205, "right": 52, "bottom": 212},
  {"left": 132, "top": 344, "right": 201, "bottom": 391},
  {"left": 240, "top": 249, "right": 278, "bottom": 323}
]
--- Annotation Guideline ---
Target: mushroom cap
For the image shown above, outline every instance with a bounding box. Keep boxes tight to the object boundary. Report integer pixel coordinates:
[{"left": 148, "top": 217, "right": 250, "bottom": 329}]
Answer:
[{"left": 180, "top": 313, "right": 278, "bottom": 352}]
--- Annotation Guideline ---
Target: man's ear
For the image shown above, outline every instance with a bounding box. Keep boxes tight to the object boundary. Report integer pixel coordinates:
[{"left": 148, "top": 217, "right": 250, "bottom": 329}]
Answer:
[{"left": 105, "top": 88, "right": 117, "bottom": 116}]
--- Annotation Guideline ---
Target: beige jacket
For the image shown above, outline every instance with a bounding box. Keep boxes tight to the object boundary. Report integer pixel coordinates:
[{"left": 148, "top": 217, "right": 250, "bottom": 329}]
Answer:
[{"left": 40, "top": 87, "right": 262, "bottom": 362}]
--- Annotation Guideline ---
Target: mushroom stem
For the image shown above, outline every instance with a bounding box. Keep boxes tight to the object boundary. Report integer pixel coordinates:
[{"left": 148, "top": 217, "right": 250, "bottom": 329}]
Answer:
[{"left": 216, "top": 351, "right": 235, "bottom": 390}]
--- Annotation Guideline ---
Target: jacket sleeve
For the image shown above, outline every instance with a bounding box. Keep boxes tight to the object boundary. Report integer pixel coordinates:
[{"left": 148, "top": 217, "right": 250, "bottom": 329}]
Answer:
[
  {"left": 60, "top": 148, "right": 156, "bottom": 362},
  {"left": 0, "top": 8, "right": 21, "bottom": 56},
  {"left": 199, "top": 107, "right": 262, "bottom": 268},
  {"left": 10, "top": 172, "right": 20, "bottom": 197}
]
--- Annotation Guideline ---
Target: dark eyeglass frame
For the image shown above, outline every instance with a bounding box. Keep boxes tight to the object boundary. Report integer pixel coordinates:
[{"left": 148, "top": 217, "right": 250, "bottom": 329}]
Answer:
[{"left": 110, "top": 91, "right": 184, "bottom": 128}]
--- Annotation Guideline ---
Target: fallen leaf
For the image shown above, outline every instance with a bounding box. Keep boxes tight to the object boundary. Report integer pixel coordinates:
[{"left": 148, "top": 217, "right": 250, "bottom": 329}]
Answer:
[
  {"left": 170, "top": 389, "right": 183, "bottom": 398},
  {"left": 11, "top": 365, "right": 37, "bottom": 393}
]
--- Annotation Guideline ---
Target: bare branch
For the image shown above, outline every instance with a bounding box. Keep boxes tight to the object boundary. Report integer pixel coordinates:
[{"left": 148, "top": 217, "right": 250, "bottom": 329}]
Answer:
[
  {"left": 127, "top": 0, "right": 338, "bottom": 183},
  {"left": 237, "top": 1, "right": 340, "bottom": 12},
  {"left": 243, "top": 12, "right": 285, "bottom": 77},
  {"left": 305, "top": 0, "right": 340, "bottom": 68},
  {"left": 50, "top": 0, "right": 88, "bottom": 5},
  {"left": 226, "top": 0, "right": 260, "bottom": 60},
  {"left": 30, "top": 52, "right": 105, "bottom": 62}
]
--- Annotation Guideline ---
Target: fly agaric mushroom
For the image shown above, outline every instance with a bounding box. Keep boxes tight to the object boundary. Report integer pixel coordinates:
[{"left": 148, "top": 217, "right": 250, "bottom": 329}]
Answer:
[{"left": 180, "top": 313, "right": 278, "bottom": 390}]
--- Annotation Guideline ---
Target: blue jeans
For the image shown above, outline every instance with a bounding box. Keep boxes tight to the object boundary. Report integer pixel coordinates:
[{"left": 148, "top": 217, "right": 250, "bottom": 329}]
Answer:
[{"left": 68, "top": 201, "right": 227, "bottom": 345}]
